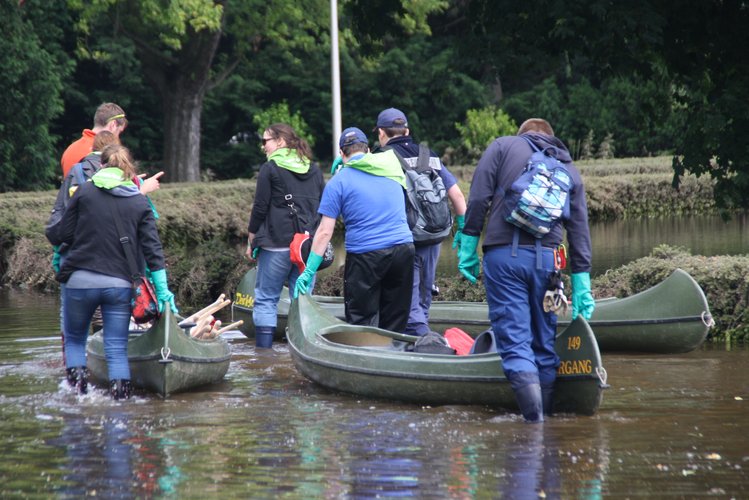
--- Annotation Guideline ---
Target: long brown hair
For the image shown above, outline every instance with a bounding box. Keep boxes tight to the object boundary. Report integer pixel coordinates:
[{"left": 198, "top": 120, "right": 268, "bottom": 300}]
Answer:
[
  {"left": 101, "top": 144, "right": 138, "bottom": 180},
  {"left": 265, "top": 123, "right": 313, "bottom": 161}
]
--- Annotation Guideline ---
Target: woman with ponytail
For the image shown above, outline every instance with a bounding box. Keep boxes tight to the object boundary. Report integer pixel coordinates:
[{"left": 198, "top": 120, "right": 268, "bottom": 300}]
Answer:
[
  {"left": 47, "top": 144, "right": 176, "bottom": 400},
  {"left": 246, "top": 123, "right": 325, "bottom": 348}
]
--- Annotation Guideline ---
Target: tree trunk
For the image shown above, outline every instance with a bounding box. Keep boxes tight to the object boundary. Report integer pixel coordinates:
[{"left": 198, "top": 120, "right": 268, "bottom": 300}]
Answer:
[
  {"left": 135, "top": 23, "right": 223, "bottom": 183},
  {"left": 163, "top": 84, "right": 204, "bottom": 182}
]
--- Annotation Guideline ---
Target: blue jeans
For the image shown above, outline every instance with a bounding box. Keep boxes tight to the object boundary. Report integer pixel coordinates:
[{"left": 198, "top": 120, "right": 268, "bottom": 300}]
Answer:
[
  {"left": 253, "top": 249, "right": 306, "bottom": 328},
  {"left": 405, "top": 243, "right": 440, "bottom": 336},
  {"left": 64, "top": 287, "right": 132, "bottom": 380},
  {"left": 482, "top": 246, "right": 559, "bottom": 387}
]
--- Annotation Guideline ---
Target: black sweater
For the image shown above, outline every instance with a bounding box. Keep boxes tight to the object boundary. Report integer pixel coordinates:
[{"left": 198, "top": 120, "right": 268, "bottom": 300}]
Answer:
[
  {"left": 248, "top": 161, "right": 325, "bottom": 248},
  {"left": 48, "top": 181, "right": 166, "bottom": 282}
]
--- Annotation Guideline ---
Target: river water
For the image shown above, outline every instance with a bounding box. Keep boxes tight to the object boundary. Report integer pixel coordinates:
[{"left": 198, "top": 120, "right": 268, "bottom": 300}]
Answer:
[
  {"left": 1, "top": 286, "right": 748, "bottom": 498},
  {"left": 2, "top": 213, "right": 748, "bottom": 497},
  {"left": 434, "top": 213, "right": 749, "bottom": 278}
]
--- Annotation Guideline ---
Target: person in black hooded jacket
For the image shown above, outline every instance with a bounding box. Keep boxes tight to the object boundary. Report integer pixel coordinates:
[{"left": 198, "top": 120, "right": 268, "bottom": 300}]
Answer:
[
  {"left": 456, "top": 118, "right": 595, "bottom": 423},
  {"left": 48, "top": 144, "right": 176, "bottom": 400},
  {"left": 246, "top": 123, "right": 325, "bottom": 348}
]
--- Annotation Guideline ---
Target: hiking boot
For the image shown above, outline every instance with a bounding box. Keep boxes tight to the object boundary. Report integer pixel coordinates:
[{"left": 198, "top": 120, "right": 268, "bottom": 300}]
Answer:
[
  {"left": 110, "top": 379, "right": 133, "bottom": 400},
  {"left": 66, "top": 366, "right": 88, "bottom": 395}
]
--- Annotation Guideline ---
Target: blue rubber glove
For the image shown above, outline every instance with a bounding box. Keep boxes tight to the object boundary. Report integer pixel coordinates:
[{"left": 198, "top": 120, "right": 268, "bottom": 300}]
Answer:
[
  {"left": 294, "top": 251, "right": 323, "bottom": 298},
  {"left": 571, "top": 272, "right": 595, "bottom": 320},
  {"left": 457, "top": 234, "right": 480, "bottom": 284},
  {"left": 150, "top": 268, "right": 179, "bottom": 314},
  {"left": 452, "top": 214, "right": 466, "bottom": 251},
  {"left": 330, "top": 156, "right": 343, "bottom": 175}
]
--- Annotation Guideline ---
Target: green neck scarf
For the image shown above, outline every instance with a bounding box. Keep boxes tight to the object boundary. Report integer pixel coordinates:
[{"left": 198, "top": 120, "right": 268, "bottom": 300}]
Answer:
[
  {"left": 345, "top": 150, "right": 406, "bottom": 189},
  {"left": 91, "top": 167, "right": 136, "bottom": 189},
  {"left": 268, "top": 148, "right": 310, "bottom": 174}
]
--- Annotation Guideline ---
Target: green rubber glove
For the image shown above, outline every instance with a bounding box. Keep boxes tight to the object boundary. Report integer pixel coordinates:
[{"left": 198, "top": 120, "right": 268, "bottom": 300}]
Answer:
[
  {"left": 150, "top": 268, "right": 179, "bottom": 314},
  {"left": 457, "top": 234, "right": 480, "bottom": 284},
  {"left": 294, "top": 251, "right": 323, "bottom": 298},
  {"left": 52, "top": 246, "right": 61, "bottom": 273},
  {"left": 452, "top": 214, "right": 466, "bottom": 250},
  {"left": 252, "top": 247, "right": 260, "bottom": 259},
  {"left": 331, "top": 156, "right": 343, "bottom": 175},
  {"left": 571, "top": 272, "right": 595, "bottom": 320}
]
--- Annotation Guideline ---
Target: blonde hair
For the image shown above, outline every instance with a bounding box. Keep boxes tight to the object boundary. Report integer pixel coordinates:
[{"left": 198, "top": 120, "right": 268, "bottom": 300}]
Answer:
[
  {"left": 517, "top": 118, "right": 554, "bottom": 136},
  {"left": 101, "top": 144, "right": 137, "bottom": 180}
]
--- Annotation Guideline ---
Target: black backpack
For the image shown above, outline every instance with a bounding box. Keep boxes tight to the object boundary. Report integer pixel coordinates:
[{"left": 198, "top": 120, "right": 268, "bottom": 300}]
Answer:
[{"left": 392, "top": 144, "right": 452, "bottom": 246}]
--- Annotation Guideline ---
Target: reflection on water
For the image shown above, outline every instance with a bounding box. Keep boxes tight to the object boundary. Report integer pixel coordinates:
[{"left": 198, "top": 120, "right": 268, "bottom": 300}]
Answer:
[
  {"left": 428, "top": 213, "right": 749, "bottom": 278},
  {"left": 1, "top": 289, "right": 748, "bottom": 497},
  {"left": 590, "top": 213, "right": 749, "bottom": 275}
]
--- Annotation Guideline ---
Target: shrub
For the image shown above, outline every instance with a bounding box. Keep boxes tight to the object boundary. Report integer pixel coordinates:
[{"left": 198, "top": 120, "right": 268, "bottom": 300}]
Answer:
[
  {"left": 454, "top": 106, "right": 517, "bottom": 161},
  {"left": 253, "top": 101, "right": 315, "bottom": 148}
]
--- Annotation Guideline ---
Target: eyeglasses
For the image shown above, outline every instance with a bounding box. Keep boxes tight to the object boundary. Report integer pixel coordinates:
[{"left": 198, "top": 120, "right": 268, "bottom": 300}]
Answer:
[{"left": 261, "top": 137, "right": 275, "bottom": 145}]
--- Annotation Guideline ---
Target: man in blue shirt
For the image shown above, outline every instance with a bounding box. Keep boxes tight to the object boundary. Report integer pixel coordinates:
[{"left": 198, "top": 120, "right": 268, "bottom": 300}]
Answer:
[
  {"left": 374, "top": 108, "right": 467, "bottom": 337},
  {"left": 295, "top": 127, "right": 415, "bottom": 332}
]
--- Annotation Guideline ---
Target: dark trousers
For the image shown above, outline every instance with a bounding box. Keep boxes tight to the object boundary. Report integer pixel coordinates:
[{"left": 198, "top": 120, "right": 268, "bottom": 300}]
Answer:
[{"left": 344, "top": 243, "right": 415, "bottom": 332}]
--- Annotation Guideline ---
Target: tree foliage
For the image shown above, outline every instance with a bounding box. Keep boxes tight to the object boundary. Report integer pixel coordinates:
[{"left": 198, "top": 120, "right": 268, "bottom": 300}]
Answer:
[
  {"left": 455, "top": 106, "right": 517, "bottom": 161},
  {"left": 1, "top": 0, "right": 747, "bottom": 212},
  {"left": 0, "top": 2, "right": 71, "bottom": 191}
]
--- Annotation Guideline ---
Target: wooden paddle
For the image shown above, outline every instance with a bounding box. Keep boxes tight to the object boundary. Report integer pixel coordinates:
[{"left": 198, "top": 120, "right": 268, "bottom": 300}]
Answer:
[{"left": 179, "top": 294, "right": 227, "bottom": 326}]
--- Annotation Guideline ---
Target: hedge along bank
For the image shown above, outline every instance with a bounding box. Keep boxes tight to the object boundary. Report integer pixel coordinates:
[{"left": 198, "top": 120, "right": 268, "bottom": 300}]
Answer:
[{"left": 0, "top": 166, "right": 738, "bottom": 333}]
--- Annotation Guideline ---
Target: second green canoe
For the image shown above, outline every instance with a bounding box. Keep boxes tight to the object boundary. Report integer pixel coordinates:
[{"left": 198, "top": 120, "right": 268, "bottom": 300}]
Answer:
[{"left": 232, "top": 268, "right": 713, "bottom": 354}]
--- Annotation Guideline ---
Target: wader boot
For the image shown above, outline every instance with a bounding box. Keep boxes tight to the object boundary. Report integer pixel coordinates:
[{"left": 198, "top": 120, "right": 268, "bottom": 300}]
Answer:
[
  {"left": 66, "top": 366, "right": 89, "bottom": 395},
  {"left": 541, "top": 384, "right": 554, "bottom": 416},
  {"left": 509, "top": 371, "right": 544, "bottom": 423},
  {"left": 110, "top": 379, "right": 132, "bottom": 400},
  {"left": 255, "top": 327, "right": 275, "bottom": 349}
]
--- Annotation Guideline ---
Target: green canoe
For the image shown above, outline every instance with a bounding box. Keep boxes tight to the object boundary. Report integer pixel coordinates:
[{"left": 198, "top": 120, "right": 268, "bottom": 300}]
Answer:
[
  {"left": 86, "top": 307, "right": 232, "bottom": 397},
  {"left": 287, "top": 294, "right": 606, "bottom": 415},
  {"left": 232, "top": 268, "right": 712, "bottom": 354}
]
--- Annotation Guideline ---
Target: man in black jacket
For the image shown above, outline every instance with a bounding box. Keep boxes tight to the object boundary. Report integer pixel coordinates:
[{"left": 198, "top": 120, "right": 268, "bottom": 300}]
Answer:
[
  {"left": 373, "top": 108, "right": 466, "bottom": 336},
  {"left": 457, "top": 118, "right": 595, "bottom": 422}
]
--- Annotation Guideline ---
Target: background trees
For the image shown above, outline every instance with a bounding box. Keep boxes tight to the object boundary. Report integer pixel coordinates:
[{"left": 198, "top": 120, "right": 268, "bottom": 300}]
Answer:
[{"left": 3, "top": 1, "right": 748, "bottom": 211}]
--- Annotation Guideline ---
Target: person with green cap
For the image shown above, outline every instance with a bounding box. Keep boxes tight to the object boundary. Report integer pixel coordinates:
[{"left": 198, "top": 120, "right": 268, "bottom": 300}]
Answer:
[
  {"left": 246, "top": 123, "right": 325, "bottom": 348},
  {"left": 456, "top": 118, "right": 595, "bottom": 423},
  {"left": 294, "top": 127, "right": 415, "bottom": 332}
]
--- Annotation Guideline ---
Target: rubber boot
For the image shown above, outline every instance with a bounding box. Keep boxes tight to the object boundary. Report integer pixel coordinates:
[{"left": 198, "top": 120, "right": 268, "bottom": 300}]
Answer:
[
  {"left": 255, "top": 326, "right": 275, "bottom": 349},
  {"left": 509, "top": 371, "right": 544, "bottom": 423},
  {"left": 515, "top": 383, "right": 544, "bottom": 423},
  {"left": 110, "top": 379, "right": 132, "bottom": 400},
  {"left": 541, "top": 384, "right": 554, "bottom": 416},
  {"left": 66, "top": 366, "right": 88, "bottom": 395}
]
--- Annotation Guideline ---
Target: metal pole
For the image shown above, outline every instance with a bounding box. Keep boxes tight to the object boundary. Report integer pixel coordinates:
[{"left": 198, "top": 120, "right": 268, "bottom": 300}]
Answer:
[{"left": 330, "top": 0, "right": 342, "bottom": 158}]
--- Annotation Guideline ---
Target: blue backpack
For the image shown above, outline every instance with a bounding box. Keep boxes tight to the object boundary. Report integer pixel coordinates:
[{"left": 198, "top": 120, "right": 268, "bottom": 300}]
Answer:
[{"left": 503, "top": 136, "right": 573, "bottom": 238}]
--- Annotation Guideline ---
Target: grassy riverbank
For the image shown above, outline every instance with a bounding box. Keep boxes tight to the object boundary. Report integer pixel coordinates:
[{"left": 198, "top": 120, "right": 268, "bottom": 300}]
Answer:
[{"left": 1, "top": 156, "right": 746, "bottom": 341}]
